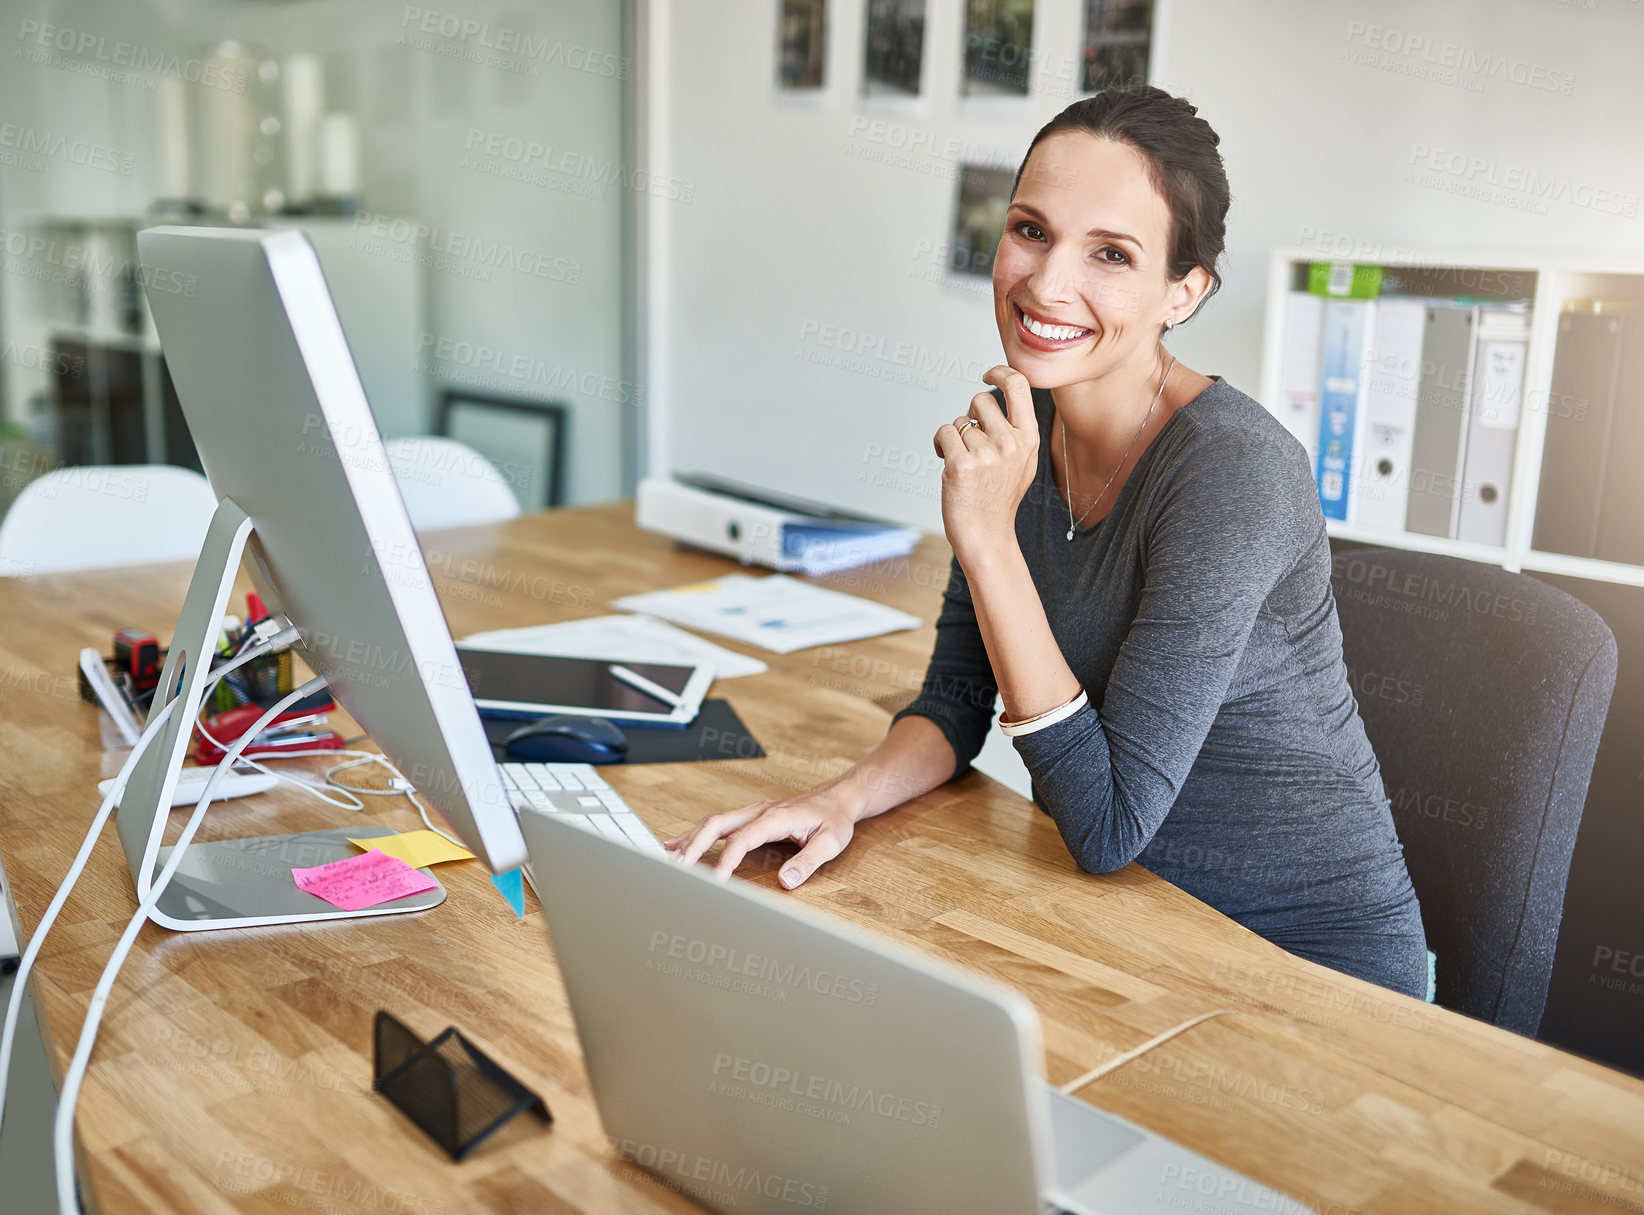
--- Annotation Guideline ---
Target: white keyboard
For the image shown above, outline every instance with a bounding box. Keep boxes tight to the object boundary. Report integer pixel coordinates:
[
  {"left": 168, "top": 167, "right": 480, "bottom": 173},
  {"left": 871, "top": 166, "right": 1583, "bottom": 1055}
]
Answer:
[{"left": 498, "top": 762, "right": 664, "bottom": 855}]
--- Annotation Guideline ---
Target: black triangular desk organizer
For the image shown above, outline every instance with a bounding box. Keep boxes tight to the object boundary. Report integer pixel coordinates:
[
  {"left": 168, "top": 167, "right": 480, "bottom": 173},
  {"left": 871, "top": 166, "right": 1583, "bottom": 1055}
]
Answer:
[{"left": 373, "top": 1010, "right": 551, "bottom": 1160}]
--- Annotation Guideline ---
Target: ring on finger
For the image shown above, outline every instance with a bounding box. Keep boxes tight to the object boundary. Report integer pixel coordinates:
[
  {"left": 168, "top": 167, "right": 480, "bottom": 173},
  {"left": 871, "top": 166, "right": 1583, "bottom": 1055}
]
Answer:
[{"left": 956, "top": 418, "right": 980, "bottom": 436}]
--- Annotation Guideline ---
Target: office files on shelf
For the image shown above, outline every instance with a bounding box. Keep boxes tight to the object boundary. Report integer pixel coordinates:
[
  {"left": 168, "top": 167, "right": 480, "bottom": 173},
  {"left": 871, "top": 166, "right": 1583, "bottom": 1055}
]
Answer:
[
  {"left": 637, "top": 475, "right": 918, "bottom": 575},
  {"left": 1532, "top": 303, "right": 1630, "bottom": 558},
  {"left": 1593, "top": 310, "right": 1644, "bottom": 567},
  {"left": 1457, "top": 304, "right": 1531, "bottom": 546},
  {"left": 1356, "top": 298, "right": 1427, "bottom": 533},
  {"left": 1314, "top": 297, "right": 1377, "bottom": 523},
  {"left": 1278, "top": 290, "right": 1324, "bottom": 464},
  {"left": 1406, "top": 303, "right": 1478, "bottom": 539}
]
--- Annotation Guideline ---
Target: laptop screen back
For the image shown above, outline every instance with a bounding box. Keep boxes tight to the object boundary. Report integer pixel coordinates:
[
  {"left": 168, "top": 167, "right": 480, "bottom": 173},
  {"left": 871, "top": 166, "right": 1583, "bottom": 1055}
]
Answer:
[{"left": 521, "top": 811, "right": 1051, "bottom": 1215}]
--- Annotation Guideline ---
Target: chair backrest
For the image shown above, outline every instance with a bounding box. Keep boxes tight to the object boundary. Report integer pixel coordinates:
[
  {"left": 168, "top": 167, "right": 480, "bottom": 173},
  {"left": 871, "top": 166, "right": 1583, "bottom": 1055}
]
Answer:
[
  {"left": 0, "top": 465, "right": 218, "bottom": 575},
  {"left": 1330, "top": 547, "right": 1617, "bottom": 1036},
  {"left": 383, "top": 436, "right": 522, "bottom": 532}
]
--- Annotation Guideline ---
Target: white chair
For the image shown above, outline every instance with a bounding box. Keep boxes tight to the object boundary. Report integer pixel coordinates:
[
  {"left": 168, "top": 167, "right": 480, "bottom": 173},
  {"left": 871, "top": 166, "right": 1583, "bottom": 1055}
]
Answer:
[
  {"left": 0, "top": 465, "right": 218, "bottom": 575},
  {"left": 384, "top": 436, "right": 523, "bottom": 532}
]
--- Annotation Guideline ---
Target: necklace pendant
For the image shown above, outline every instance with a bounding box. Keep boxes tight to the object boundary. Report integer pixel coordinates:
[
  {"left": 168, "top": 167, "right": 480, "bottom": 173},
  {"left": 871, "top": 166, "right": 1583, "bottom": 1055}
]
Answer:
[{"left": 1066, "top": 527, "right": 1075, "bottom": 541}]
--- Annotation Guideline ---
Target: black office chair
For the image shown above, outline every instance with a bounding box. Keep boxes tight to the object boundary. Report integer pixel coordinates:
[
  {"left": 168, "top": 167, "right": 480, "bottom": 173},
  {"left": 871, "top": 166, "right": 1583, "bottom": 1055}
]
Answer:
[{"left": 1329, "top": 547, "right": 1616, "bottom": 1037}]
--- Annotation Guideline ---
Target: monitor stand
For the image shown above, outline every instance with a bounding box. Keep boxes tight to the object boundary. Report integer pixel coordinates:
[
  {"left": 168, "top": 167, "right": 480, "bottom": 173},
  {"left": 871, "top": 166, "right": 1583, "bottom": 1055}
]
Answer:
[{"left": 114, "top": 496, "right": 445, "bottom": 932}]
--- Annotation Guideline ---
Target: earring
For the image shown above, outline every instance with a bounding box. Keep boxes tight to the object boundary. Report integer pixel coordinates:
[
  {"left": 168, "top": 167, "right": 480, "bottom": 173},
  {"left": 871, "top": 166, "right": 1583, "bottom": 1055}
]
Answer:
[{"left": 1162, "top": 319, "right": 1174, "bottom": 332}]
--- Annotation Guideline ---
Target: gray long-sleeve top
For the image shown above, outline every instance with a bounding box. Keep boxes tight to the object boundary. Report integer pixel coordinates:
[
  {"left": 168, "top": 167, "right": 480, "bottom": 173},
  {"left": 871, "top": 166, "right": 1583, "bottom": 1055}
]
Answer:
[{"left": 893, "top": 377, "right": 1427, "bottom": 997}]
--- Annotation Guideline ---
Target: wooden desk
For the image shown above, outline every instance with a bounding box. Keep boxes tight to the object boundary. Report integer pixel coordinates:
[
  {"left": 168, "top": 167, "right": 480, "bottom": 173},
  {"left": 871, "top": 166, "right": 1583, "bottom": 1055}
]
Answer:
[{"left": 2, "top": 503, "right": 1642, "bottom": 1214}]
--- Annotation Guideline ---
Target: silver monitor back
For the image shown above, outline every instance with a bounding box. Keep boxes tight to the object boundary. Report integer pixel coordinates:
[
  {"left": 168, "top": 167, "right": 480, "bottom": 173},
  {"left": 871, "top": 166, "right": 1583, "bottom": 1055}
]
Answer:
[
  {"left": 519, "top": 810, "right": 1053, "bottom": 1215},
  {"left": 133, "top": 224, "right": 525, "bottom": 875}
]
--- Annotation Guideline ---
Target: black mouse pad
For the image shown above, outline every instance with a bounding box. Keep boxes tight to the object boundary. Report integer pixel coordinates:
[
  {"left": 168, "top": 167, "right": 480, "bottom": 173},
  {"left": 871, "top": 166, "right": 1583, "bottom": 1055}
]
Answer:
[{"left": 484, "top": 699, "right": 765, "bottom": 765}]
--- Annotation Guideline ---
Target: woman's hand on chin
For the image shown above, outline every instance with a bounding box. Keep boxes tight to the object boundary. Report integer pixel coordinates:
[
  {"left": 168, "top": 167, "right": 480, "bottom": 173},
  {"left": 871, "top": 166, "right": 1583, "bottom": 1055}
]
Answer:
[{"left": 934, "top": 365, "right": 1038, "bottom": 567}]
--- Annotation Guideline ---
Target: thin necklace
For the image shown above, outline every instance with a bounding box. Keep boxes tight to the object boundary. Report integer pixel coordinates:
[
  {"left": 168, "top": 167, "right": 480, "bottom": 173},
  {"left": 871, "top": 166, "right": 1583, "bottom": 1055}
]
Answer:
[{"left": 1059, "top": 354, "right": 1177, "bottom": 541}]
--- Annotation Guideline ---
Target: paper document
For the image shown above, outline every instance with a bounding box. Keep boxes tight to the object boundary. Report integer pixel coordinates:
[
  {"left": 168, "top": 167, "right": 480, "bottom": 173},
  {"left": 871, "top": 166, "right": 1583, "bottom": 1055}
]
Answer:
[
  {"left": 461, "top": 613, "right": 767, "bottom": 678},
  {"left": 610, "top": 574, "right": 920, "bottom": 654}
]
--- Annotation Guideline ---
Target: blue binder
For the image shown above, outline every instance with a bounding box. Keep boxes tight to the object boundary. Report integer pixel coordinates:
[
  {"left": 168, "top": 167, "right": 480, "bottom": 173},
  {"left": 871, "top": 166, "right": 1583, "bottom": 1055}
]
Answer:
[{"left": 1314, "top": 299, "right": 1377, "bottom": 522}]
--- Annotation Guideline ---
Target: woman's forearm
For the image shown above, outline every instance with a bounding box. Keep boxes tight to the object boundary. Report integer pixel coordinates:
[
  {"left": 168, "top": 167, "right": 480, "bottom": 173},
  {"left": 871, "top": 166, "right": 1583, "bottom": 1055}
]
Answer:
[
  {"left": 960, "top": 540, "right": 1082, "bottom": 721},
  {"left": 826, "top": 714, "right": 964, "bottom": 821}
]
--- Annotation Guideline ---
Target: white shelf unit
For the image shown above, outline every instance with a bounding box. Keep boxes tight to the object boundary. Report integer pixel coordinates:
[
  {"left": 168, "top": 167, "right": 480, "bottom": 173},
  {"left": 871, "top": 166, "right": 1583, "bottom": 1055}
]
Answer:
[{"left": 1259, "top": 246, "right": 1644, "bottom": 588}]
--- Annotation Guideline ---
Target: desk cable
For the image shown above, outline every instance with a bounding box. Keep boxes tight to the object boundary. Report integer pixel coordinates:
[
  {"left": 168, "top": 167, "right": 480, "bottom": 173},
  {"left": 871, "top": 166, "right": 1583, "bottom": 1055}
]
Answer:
[
  {"left": 1058, "top": 1008, "right": 1238, "bottom": 1095},
  {"left": 51, "top": 674, "right": 327, "bottom": 1215},
  {"left": 189, "top": 713, "right": 466, "bottom": 849},
  {"left": 0, "top": 628, "right": 296, "bottom": 1200}
]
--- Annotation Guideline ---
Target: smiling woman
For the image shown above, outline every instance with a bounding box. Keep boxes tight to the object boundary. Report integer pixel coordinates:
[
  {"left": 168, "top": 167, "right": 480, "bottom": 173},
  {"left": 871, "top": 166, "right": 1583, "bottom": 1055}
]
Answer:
[{"left": 671, "top": 86, "right": 1429, "bottom": 1001}]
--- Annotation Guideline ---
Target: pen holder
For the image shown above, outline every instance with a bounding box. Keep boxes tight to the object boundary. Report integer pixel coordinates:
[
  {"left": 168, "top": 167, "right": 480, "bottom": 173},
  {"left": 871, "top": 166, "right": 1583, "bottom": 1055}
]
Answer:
[{"left": 372, "top": 1010, "right": 551, "bottom": 1160}]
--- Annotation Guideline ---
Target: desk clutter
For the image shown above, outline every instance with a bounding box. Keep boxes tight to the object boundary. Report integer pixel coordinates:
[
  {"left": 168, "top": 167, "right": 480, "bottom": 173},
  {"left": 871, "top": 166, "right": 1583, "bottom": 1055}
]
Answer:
[
  {"left": 373, "top": 1011, "right": 551, "bottom": 1161},
  {"left": 76, "top": 592, "right": 345, "bottom": 759}
]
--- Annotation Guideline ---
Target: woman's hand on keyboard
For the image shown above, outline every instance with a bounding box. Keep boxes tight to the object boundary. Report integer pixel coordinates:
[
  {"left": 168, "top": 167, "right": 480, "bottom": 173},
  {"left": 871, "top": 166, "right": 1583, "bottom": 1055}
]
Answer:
[{"left": 664, "top": 787, "right": 860, "bottom": 889}]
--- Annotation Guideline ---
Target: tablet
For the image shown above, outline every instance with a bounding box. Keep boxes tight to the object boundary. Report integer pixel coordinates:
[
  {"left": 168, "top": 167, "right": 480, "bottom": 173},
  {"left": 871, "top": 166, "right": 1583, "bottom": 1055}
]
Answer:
[{"left": 456, "top": 648, "right": 712, "bottom": 726}]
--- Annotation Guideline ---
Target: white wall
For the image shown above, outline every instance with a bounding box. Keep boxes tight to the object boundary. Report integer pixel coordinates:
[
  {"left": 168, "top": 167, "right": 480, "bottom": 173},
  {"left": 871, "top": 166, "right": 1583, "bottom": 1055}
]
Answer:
[
  {"left": 0, "top": 0, "right": 630, "bottom": 504},
  {"left": 650, "top": 0, "right": 1644, "bottom": 530}
]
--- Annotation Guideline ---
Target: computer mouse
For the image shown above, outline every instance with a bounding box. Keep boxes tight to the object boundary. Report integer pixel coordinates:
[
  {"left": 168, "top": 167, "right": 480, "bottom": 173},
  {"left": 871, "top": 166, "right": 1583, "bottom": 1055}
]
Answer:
[{"left": 504, "top": 715, "right": 629, "bottom": 764}]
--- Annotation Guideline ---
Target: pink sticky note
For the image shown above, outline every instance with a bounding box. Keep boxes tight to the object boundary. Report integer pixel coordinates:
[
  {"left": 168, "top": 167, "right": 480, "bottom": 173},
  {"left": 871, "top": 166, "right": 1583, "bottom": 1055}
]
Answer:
[{"left": 291, "top": 849, "right": 439, "bottom": 912}]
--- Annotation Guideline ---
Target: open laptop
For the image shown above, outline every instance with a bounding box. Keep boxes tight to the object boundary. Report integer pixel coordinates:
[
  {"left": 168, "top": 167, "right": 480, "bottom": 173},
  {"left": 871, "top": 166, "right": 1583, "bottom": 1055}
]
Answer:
[{"left": 520, "top": 811, "right": 1308, "bottom": 1215}]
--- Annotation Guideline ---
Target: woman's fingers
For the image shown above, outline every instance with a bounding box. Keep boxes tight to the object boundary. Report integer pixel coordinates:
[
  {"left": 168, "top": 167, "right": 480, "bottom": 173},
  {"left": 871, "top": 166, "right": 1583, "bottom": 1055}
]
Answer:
[
  {"left": 777, "top": 826, "right": 850, "bottom": 889},
  {"left": 712, "top": 808, "right": 808, "bottom": 880},
  {"left": 666, "top": 801, "right": 773, "bottom": 865},
  {"left": 980, "top": 365, "right": 1033, "bottom": 431}
]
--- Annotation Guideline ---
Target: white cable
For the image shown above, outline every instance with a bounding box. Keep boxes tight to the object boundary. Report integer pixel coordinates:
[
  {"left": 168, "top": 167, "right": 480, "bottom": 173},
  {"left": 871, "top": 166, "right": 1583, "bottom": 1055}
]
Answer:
[
  {"left": 0, "top": 627, "right": 297, "bottom": 1145},
  {"left": 52, "top": 676, "right": 325, "bottom": 1215},
  {"left": 192, "top": 708, "right": 367, "bottom": 811},
  {"left": 323, "top": 754, "right": 465, "bottom": 848}
]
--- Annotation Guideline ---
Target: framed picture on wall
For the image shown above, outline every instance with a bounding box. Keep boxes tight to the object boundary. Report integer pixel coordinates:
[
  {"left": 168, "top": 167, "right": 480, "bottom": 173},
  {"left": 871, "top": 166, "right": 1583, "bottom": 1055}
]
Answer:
[
  {"left": 1081, "top": 0, "right": 1153, "bottom": 93},
  {"left": 436, "top": 389, "right": 568, "bottom": 512},
  {"left": 776, "top": 0, "right": 828, "bottom": 90},
  {"left": 960, "top": 0, "right": 1036, "bottom": 97},
  {"left": 862, "top": 0, "right": 925, "bottom": 97},
  {"left": 947, "top": 162, "right": 1016, "bottom": 295}
]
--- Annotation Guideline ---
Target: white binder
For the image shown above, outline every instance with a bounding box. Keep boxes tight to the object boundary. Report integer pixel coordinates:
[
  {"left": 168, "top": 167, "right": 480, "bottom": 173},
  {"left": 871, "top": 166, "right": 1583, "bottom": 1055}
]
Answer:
[
  {"left": 1355, "top": 298, "right": 1427, "bottom": 533},
  {"left": 635, "top": 476, "right": 918, "bottom": 574},
  {"left": 1278, "top": 291, "right": 1325, "bottom": 465},
  {"left": 1456, "top": 305, "right": 1531, "bottom": 546}
]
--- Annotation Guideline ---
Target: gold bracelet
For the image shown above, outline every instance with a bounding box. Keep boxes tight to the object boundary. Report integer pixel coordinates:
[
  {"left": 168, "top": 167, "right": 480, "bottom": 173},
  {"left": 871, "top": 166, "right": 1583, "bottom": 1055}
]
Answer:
[{"left": 998, "top": 689, "right": 1089, "bottom": 738}]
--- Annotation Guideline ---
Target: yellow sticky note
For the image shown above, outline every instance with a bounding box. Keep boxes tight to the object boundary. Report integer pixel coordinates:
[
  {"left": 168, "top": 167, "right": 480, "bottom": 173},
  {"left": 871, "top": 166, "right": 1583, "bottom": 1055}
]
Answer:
[{"left": 347, "top": 830, "right": 474, "bottom": 869}]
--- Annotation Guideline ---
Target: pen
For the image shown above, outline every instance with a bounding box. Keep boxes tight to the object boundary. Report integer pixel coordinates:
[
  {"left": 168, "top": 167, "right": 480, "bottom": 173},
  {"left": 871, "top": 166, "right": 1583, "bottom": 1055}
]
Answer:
[{"left": 608, "top": 664, "right": 683, "bottom": 708}]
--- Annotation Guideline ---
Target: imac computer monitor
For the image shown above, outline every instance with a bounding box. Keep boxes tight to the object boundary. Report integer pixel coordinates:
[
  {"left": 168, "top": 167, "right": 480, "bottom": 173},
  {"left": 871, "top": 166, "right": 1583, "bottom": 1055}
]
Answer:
[{"left": 129, "top": 225, "right": 527, "bottom": 916}]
